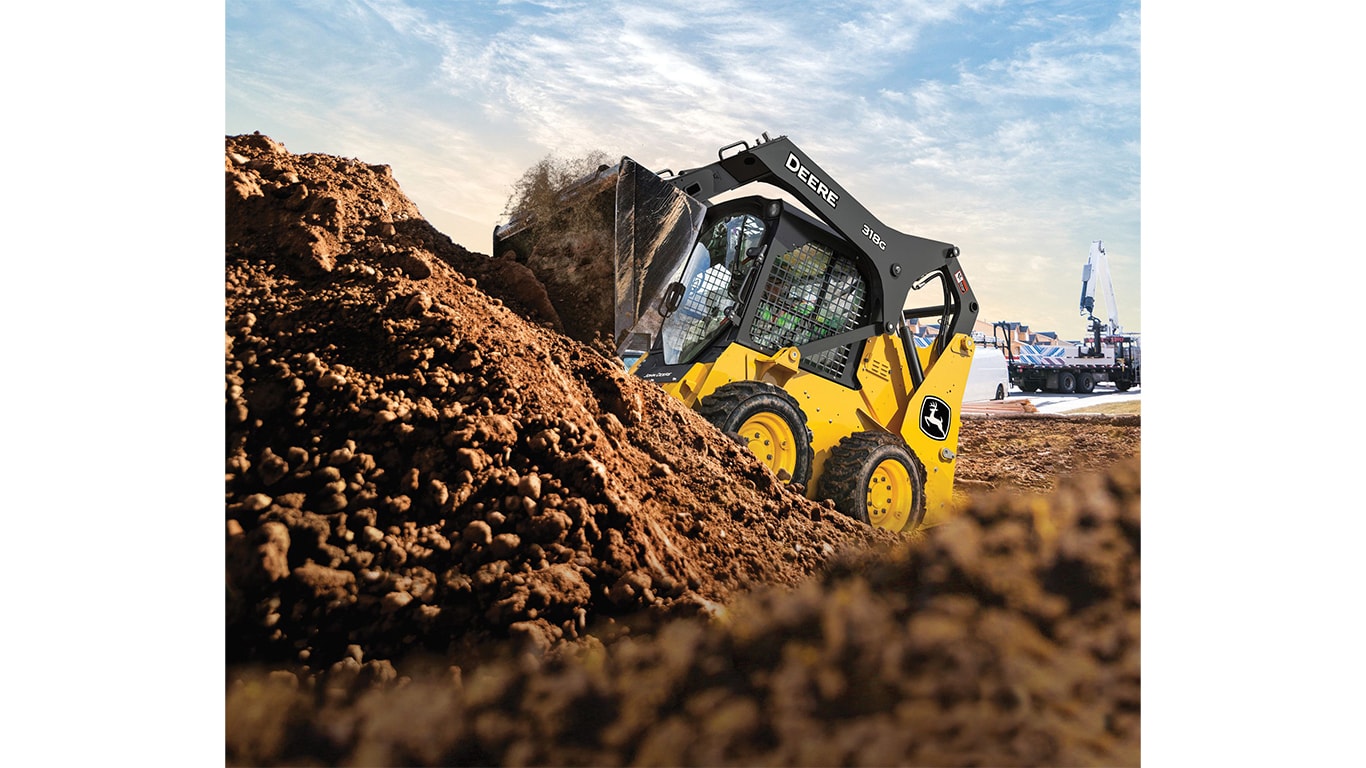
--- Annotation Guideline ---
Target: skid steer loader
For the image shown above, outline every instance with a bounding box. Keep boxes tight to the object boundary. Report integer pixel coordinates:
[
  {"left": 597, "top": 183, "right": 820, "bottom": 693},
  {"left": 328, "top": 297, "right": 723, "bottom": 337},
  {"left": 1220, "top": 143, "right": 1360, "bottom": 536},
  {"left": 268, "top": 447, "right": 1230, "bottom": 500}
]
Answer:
[{"left": 493, "top": 133, "right": 979, "bottom": 532}]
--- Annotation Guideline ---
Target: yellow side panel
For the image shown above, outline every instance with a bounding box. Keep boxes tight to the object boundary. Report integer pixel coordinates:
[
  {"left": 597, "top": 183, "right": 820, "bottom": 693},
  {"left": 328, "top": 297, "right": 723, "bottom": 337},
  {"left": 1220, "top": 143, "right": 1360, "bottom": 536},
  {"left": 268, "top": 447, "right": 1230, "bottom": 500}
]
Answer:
[{"left": 897, "top": 335, "right": 974, "bottom": 527}]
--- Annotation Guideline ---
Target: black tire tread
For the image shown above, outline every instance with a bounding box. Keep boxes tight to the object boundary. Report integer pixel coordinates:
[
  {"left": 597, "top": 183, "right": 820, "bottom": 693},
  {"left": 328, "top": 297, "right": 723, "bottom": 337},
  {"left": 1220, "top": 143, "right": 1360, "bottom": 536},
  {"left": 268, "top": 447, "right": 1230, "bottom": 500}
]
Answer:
[
  {"left": 819, "top": 430, "right": 926, "bottom": 530},
  {"left": 695, "top": 382, "right": 814, "bottom": 486}
]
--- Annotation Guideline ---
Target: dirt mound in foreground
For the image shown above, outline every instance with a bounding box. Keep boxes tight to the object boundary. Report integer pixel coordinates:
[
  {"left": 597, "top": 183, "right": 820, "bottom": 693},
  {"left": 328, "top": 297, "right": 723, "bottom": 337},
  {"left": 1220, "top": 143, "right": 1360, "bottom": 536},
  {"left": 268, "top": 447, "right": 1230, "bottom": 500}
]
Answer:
[
  {"left": 224, "top": 134, "right": 1139, "bottom": 766},
  {"left": 227, "top": 464, "right": 1139, "bottom": 767}
]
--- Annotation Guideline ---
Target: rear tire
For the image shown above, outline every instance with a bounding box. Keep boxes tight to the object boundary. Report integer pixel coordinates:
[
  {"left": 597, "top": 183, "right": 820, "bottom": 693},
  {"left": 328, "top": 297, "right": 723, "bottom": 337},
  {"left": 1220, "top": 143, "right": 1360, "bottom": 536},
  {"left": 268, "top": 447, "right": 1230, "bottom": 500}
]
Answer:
[
  {"left": 696, "top": 382, "right": 813, "bottom": 487},
  {"left": 819, "top": 431, "right": 926, "bottom": 532},
  {"left": 1077, "top": 373, "right": 1096, "bottom": 394},
  {"left": 1058, "top": 372, "right": 1077, "bottom": 394},
  {"left": 995, "top": 384, "right": 1006, "bottom": 401}
]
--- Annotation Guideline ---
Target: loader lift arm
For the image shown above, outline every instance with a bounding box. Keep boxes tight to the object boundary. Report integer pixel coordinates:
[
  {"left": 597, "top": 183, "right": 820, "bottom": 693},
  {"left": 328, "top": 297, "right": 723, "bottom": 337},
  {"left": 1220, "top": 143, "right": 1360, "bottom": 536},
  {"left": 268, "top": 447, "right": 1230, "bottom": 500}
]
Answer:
[{"left": 665, "top": 135, "right": 979, "bottom": 347}]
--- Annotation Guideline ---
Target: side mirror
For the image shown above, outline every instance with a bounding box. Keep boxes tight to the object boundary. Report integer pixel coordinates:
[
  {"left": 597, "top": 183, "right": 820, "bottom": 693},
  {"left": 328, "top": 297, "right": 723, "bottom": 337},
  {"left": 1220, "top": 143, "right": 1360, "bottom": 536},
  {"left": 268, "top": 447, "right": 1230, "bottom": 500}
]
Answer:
[{"left": 661, "top": 282, "right": 685, "bottom": 316}]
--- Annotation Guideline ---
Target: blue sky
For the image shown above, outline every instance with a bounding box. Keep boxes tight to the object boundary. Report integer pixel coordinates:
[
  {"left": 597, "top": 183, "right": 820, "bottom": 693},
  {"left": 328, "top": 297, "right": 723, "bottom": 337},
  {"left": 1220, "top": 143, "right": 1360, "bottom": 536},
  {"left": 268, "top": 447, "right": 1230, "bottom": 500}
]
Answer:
[{"left": 226, "top": 0, "right": 1141, "bottom": 338}]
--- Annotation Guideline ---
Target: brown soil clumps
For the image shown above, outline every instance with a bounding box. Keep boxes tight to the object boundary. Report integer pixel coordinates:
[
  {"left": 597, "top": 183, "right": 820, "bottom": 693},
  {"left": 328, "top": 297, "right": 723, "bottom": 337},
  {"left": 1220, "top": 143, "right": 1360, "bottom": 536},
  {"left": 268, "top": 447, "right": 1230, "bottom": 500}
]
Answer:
[{"left": 954, "top": 414, "right": 1140, "bottom": 495}]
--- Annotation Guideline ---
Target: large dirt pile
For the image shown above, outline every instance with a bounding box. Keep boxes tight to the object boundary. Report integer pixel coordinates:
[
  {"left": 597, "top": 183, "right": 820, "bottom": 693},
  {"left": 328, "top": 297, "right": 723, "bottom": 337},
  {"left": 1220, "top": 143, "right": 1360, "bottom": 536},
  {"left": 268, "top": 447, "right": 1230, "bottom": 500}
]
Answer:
[
  {"left": 225, "top": 133, "right": 894, "bottom": 673},
  {"left": 224, "top": 134, "right": 1139, "bottom": 766}
]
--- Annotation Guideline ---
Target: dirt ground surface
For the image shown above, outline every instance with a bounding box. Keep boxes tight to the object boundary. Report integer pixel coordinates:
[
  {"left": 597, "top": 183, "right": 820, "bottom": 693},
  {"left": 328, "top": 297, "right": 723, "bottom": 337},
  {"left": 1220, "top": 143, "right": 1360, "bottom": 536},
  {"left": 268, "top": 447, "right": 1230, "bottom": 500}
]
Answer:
[{"left": 224, "top": 134, "right": 1141, "bottom": 766}]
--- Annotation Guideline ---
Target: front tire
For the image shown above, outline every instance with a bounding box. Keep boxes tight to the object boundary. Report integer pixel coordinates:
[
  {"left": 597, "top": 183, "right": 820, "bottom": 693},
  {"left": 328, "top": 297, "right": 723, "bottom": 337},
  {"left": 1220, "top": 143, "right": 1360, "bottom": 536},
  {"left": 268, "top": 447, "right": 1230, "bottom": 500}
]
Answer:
[
  {"left": 819, "top": 431, "right": 926, "bottom": 532},
  {"left": 696, "top": 382, "right": 813, "bottom": 487}
]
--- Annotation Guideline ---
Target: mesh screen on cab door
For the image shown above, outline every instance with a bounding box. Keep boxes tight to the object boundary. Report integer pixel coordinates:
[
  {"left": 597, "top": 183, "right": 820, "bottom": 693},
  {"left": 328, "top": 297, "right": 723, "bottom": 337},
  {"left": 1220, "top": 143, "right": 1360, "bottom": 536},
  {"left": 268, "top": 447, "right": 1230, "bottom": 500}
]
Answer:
[{"left": 749, "top": 241, "right": 867, "bottom": 378}]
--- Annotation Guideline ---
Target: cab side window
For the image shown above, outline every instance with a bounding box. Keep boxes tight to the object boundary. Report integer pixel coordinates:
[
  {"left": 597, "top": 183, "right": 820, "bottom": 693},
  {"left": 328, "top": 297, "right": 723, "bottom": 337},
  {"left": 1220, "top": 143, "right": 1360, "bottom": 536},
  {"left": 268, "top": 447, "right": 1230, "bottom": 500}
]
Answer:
[{"left": 659, "top": 213, "right": 768, "bottom": 364}]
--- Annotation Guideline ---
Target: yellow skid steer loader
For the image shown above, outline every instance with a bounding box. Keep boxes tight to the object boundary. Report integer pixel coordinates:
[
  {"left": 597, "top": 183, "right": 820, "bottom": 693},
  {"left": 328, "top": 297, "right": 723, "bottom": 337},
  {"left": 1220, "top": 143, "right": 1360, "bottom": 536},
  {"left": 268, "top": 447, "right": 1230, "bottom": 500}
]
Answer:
[{"left": 494, "top": 133, "right": 979, "bottom": 531}]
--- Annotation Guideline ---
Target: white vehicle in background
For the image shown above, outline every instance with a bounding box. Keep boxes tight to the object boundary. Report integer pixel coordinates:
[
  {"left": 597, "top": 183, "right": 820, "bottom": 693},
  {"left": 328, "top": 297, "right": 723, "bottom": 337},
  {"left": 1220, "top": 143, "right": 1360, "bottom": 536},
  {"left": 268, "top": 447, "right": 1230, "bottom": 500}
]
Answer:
[
  {"left": 999, "top": 241, "right": 1142, "bottom": 394},
  {"left": 963, "top": 346, "right": 1010, "bottom": 402}
]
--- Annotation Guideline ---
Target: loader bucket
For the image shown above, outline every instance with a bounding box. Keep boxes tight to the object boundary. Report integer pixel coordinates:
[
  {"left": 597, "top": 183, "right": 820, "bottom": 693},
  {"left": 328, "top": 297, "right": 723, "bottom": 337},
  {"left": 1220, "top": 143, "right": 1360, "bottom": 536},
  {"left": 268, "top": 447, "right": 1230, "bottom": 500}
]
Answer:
[{"left": 493, "top": 158, "right": 706, "bottom": 358}]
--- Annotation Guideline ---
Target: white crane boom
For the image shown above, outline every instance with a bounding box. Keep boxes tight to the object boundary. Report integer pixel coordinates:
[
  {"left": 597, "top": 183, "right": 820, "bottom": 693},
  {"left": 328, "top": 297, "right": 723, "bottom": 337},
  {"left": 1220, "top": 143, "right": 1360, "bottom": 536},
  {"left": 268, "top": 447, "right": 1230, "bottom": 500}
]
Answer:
[{"left": 1079, "top": 240, "right": 1120, "bottom": 335}]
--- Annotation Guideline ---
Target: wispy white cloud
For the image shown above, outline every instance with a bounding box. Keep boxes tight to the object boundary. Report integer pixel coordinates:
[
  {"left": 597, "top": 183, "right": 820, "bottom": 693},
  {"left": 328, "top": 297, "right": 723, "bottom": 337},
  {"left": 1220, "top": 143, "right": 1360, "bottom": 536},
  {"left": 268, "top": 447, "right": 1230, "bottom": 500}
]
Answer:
[{"left": 407, "top": 0, "right": 1006, "bottom": 156}]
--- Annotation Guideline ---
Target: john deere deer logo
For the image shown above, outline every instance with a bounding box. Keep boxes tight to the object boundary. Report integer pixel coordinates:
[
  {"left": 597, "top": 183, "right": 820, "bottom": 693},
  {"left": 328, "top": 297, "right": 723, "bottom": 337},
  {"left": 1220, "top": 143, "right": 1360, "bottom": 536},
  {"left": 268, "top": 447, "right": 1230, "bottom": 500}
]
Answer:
[{"left": 919, "top": 396, "right": 951, "bottom": 441}]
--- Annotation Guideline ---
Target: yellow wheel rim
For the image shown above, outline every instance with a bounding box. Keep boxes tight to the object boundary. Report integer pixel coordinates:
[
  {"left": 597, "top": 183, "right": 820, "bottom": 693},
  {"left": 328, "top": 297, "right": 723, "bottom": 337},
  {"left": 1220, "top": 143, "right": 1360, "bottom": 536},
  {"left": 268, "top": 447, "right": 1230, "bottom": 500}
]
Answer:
[
  {"left": 738, "top": 412, "right": 797, "bottom": 481},
  {"left": 866, "top": 458, "right": 913, "bottom": 531}
]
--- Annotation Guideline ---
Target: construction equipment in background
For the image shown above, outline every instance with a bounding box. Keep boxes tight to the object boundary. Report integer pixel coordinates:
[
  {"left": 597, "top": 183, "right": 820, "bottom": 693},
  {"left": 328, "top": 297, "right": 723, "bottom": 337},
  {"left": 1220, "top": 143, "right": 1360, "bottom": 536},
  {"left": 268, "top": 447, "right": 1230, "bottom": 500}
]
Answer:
[
  {"left": 494, "top": 133, "right": 979, "bottom": 532},
  {"left": 996, "top": 241, "right": 1141, "bottom": 394},
  {"left": 1080, "top": 238, "right": 1122, "bottom": 337}
]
